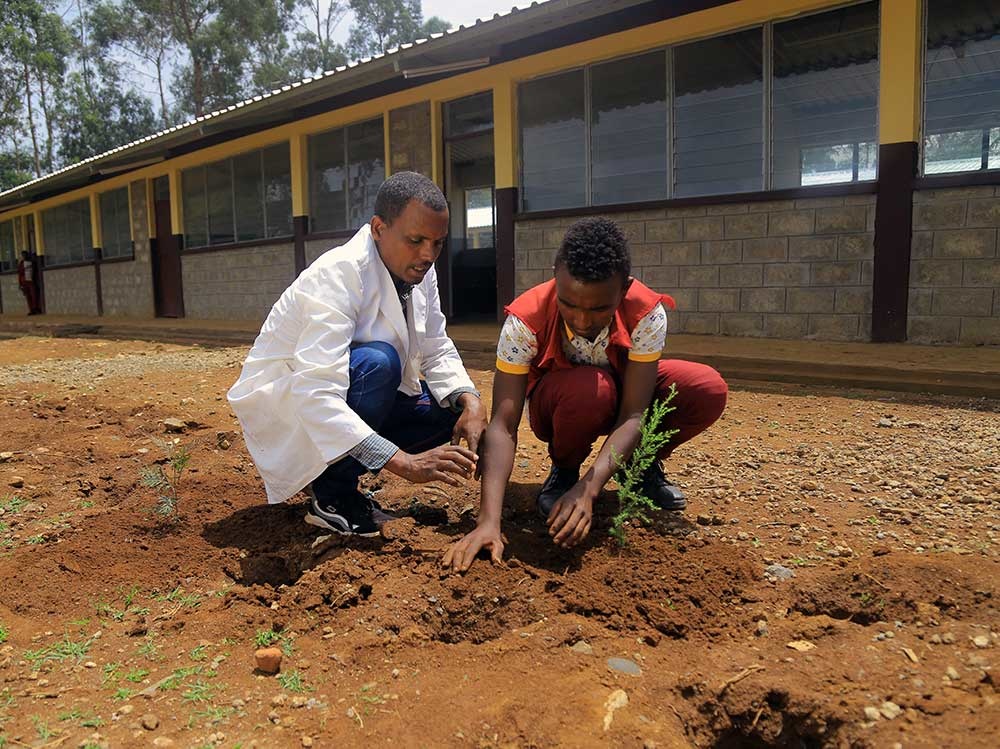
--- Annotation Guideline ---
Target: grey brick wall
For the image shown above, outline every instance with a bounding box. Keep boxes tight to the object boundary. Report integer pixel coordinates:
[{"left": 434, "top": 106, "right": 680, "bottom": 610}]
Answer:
[
  {"left": 305, "top": 237, "right": 352, "bottom": 266},
  {"left": 44, "top": 264, "right": 99, "bottom": 315},
  {"left": 909, "top": 187, "right": 1000, "bottom": 345},
  {"left": 101, "top": 180, "right": 156, "bottom": 317},
  {"left": 182, "top": 243, "right": 295, "bottom": 321},
  {"left": 1, "top": 275, "right": 27, "bottom": 314},
  {"left": 514, "top": 195, "right": 876, "bottom": 341}
]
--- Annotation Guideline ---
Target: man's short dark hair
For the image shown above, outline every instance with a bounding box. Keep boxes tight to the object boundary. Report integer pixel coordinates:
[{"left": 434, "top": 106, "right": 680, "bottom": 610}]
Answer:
[
  {"left": 554, "top": 217, "right": 631, "bottom": 283},
  {"left": 374, "top": 171, "right": 448, "bottom": 224}
]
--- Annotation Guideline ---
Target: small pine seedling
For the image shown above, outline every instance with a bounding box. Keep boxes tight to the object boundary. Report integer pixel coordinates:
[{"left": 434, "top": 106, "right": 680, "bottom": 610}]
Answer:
[
  {"left": 610, "top": 385, "right": 680, "bottom": 546},
  {"left": 140, "top": 439, "right": 190, "bottom": 517}
]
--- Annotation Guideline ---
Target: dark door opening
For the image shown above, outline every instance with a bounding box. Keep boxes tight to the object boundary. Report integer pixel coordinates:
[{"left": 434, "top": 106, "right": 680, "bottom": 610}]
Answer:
[
  {"left": 442, "top": 92, "right": 496, "bottom": 321},
  {"left": 152, "top": 176, "right": 184, "bottom": 318}
]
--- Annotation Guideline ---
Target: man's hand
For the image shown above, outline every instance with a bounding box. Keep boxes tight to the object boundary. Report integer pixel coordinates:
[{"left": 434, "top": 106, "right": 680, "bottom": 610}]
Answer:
[
  {"left": 547, "top": 481, "right": 594, "bottom": 549},
  {"left": 451, "top": 393, "right": 487, "bottom": 459},
  {"left": 385, "top": 444, "right": 477, "bottom": 486},
  {"left": 442, "top": 523, "right": 505, "bottom": 572}
]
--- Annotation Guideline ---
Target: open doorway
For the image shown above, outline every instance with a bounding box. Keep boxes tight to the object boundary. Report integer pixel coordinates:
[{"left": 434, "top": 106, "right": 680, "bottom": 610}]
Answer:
[{"left": 443, "top": 92, "right": 495, "bottom": 321}]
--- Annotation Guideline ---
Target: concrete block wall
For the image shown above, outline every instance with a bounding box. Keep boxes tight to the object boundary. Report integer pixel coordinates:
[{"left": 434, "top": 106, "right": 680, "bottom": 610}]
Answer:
[
  {"left": 181, "top": 243, "right": 295, "bottom": 320},
  {"left": 514, "top": 195, "right": 876, "bottom": 341},
  {"left": 101, "top": 180, "right": 156, "bottom": 317},
  {"left": 305, "top": 237, "right": 352, "bottom": 266},
  {"left": 909, "top": 187, "right": 1000, "bottom": 345},
  {"left": 43, "top": 265, "right": 99, "bottom": 315},
  {"left": 0, "top": 275, "right": 27, "bottom": 314}
]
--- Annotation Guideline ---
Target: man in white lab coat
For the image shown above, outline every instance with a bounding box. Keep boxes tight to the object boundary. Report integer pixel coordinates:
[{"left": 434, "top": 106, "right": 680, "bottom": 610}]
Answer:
[{"left": 228, "top": 172, "right": 486, "bottom": 536}]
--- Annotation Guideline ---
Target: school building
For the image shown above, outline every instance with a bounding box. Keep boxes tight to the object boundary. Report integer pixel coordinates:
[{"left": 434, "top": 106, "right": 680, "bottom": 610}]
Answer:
[{"left": 0, "top": 0, "right": 998, "bottom": 345}]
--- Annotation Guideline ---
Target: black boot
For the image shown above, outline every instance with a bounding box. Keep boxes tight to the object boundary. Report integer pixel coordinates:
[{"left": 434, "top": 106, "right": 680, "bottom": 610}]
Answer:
[
  {"left": 641, "top": 462, "right": 686, "bottom": 512},
  {"left": 537, "top": 465, "right": 580, "bottom": 519}
]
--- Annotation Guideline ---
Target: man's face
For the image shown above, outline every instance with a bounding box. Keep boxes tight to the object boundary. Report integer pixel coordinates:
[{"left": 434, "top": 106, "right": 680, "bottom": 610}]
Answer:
[
  {"left": 553, "top": 264, "right": 626, "bottom": 341},
  {"left": 371, "top": 199, "right": 449, "bottom": 285}
]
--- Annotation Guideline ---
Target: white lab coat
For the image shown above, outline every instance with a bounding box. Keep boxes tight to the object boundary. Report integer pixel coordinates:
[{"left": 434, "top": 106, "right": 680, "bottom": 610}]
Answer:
[{"left": 227, "top": 225, "right": 475, "bottom": 504}]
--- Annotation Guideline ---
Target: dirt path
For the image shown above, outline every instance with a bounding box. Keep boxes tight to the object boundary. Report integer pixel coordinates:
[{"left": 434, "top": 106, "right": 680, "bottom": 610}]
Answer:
[{"left": 0, "top": 336, "right": 996, "bottom": 748}]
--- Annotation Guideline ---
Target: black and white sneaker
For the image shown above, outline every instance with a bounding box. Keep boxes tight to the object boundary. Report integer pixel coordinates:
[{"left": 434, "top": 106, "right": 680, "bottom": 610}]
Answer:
[{"left": 305, "top": 492, "right": 382, "bottom": 537}]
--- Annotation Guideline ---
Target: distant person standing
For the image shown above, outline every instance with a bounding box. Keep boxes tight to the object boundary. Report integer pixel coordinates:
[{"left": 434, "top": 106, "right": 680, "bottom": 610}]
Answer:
[{"left": 17, "top": 252, "right": 41, "bottom": 315}]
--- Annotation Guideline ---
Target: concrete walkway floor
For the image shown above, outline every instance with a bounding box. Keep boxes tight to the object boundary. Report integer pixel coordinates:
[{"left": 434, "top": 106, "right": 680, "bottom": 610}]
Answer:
[{"left": 1, "top": 313, "right": 997, "bottom": 398}]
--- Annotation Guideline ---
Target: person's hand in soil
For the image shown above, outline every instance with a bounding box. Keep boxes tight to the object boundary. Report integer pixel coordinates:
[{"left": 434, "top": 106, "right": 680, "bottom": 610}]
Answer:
[
  {"left": 385, "top": 444, "right": 477, "bottom": 486},
  {"left": 442, "top": 523, "right": 505, "bottom": 571},
  {"left": 451, "top": 393, "right": 487, "bottom": 469},
  {"left": 547, "top": 481, "right": 595, "bottom": 548}
]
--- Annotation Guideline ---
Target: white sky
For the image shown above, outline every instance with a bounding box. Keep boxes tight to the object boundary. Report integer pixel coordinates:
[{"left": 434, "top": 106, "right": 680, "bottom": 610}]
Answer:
[{"left": 329, "top": 1, "right": 528, "bottom": 43}]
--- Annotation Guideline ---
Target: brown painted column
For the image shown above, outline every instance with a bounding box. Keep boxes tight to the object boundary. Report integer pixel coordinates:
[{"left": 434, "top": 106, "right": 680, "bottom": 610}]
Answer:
[
  {"left": 94, "top": 247, "right": 104, "bottom": 316},
  {"left": 871, "top": 142, "right": 917, "bottom": 342},
  {"left": 495, "top": 187, "right": 517, "bottom": 321},
  {"left": 293, "top": 216, "right": 307, "bottom": 276},
  {"left": 35, "top": 254, "right": 45, "bottom": 314}
]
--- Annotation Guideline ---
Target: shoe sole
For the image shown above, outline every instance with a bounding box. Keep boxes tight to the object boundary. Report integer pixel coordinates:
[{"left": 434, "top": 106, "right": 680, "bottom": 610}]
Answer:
[{"left": 304, "top": 512, "right": 380, "bottom": 538}]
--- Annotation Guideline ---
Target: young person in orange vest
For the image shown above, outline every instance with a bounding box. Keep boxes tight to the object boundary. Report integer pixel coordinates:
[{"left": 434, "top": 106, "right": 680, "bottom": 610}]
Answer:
[{"left": 444, "top": 217, "right": 728, "bottom": 570}]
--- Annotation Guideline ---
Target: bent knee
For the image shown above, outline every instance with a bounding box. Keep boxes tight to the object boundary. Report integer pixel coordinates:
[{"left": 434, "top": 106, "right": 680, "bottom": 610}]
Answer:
[{"left": 351, "top": 341, "right": 402, "bottom": 384}]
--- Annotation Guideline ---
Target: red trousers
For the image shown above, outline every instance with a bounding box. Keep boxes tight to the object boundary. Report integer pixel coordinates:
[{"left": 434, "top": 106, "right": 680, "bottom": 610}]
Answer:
[
  {"left": 19, "top": 283, "right": 39, "bottom": 314},
  {"left": 528, "top": 360, "right": 728, "bottom": 468}
]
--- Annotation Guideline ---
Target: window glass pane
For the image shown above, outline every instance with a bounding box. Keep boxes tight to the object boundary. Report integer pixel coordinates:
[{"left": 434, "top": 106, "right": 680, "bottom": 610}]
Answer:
[
  {"left": 390, "top": 101, "right": 432, "bottom": 176},
  {"left": 101, "top": 188, "right": 132, "bottom": 259},
  {"left": 42, "top": 199, "right": 91, "bottom": 265},
  {"left": 233, "top": 151, "right": 265, "bottom": 242},
  {"left": 591, "top": 51, "right": 667, "bottom": 204},
  {"left": 674, "top": 28, "right": 763, "bottom": 197},
  {"left": 772, "top": 2, "right": 879, "bottom": 188},
  {"left": 310, "top": 129, "right": 347, "bottom": 232},
  {"left": 445, "top": 92, "right": 493, "bottom": 137},
  {"left": 206, "top": 159, "right": 234, "bottom": 245},
  {"left": 520, "top": 69, "right": 586, "bottom": 211},
  {"left": 0, "top": 221, "right": 14, "bottom": 272},
  {"left": 182, "top": 168, "right": 208, "bottom": 248},
  {"left": 465, "top": 187, "right": 494, "bottom": 248},
  {"left": 263, "top": 143, "right": 293, "bottom": 238},
  {"left": 924, "top": 0, "right": 1000, "bottom": 174},
  {"left": 346, "top": 118, "right": 385, "bottom": 229}
]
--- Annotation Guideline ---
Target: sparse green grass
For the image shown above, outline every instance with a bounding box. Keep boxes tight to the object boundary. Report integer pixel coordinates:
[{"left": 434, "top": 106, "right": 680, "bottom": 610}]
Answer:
[
  {"left": 253, "top": 628, "right": 280, "bottom": 647},
  {"left": 137, "top": 634, "right": 161, "bottom": 661},
  {"left": 0, "top": 496, "right": 26, "bottom": 515},
  {"left": 188, "top": 705, "right": 232, "bottom": 728},
  {"left": 182, "top": 680, "right": 216, "bottom": 703},
  {"left": 357, "top": 682, "right": 384, "bottom": 705},
  {"left": 159, "top": 666, "right": 201, "bottom": 691},
  {"left": 140, "top": 439, "right": 190, "bottom": 517},
  {"left": 0, "top": 625, "right": 7, "bottom": 645},
  {"left": 57, "top": 708, "right": 102, "bottom": 727},
  {"left": 102, "top": 662, "right": 121, "bottom": 686},
  {"left": 189, "top": 644, "right": 207, "bottom": 661},
  {"left": 95, "top": 586, "right": 150, "bottom": 622},
  {"left": 155, "top": 586, "right": 201, "bottom": 609},
  {"left": 278, "top": 670, "right": 310, "bottom": 693},
  {"left": 24, "top": 535, "right": 46, "bottom": 545},
  {"left": 31, "top": 716, "right": 52, "bottom": 741},
  {"left": 24, "top": 634, "right": 94, "bottom": 666},
  {"left": 112, "top": 687, "right": 133, "bottom": 701},
  {"left": 125, "top": 668, "right": 149, "bottom": 683}
]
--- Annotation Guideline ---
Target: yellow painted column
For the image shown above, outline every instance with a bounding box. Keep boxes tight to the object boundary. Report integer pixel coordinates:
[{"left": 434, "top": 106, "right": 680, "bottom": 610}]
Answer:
[
  {"left": 879, "top": 0, "right": 923, "bottom": 144},
  {"left": 33, "top": 210, "right": 44, "bottom": 255},
  {"left": 430, "top": 101, "right": 443, "bottom": 187},
  {"left": 168, "top": 169, "right": 183, "bottom": 237},
  {"left": 290, "top": 134, "right": 310, "bottom": 217},
  {"left": 89, "top": 193, "right": 102, "bottom": 249},
  {"left": 493, "top": 78, "right": 518, "bottom": 189},
  {"left": 146, "top": 179, "right": 157, "bottom": 239},
  {"left": 383, "top": 110, "right": 392, "bottom": 179}
]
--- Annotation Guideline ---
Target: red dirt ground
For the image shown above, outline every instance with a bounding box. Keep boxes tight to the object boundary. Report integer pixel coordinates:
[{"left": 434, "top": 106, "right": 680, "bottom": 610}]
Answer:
[{"left": 0, "top": 336, "right": 997, "bottom": 748}]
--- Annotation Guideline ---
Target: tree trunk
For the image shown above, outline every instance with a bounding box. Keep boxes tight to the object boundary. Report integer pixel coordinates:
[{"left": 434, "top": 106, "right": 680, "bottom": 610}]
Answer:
[
  {"left": 23, "top": 63, "right": 41, "bottom": 177},
  {"left": 37, "top": 74, "right": 54, "bottom": 172},
  {"left": 156, "top": 55, "right": 170, "bottom": 128}
]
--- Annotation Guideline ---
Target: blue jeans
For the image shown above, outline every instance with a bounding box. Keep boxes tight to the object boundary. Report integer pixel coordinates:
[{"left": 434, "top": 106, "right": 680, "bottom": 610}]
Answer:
[{"left": 311, "top": 341, "right": 458, "bottom": 500}]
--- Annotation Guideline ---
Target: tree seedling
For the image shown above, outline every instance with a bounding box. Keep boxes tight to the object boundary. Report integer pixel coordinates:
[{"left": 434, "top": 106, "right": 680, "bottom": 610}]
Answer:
[
  {"left": 140, "top": 438, "right": 190, "bottom": 517},
  {"left": 610, "top": 385, "right": 679, "bottom": 546}
]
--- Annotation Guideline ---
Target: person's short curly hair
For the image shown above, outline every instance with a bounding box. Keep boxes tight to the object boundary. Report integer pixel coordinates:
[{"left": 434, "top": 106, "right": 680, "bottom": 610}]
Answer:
[
  {"left": 554, "top": 217, "right": 631, "bottom": 283},
  {"left": 374, "top": 171, "right": 447, "bottom": 224}
]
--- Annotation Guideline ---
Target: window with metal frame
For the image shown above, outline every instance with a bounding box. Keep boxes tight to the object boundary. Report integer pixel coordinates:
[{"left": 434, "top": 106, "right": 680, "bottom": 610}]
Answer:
[
  {"left": 181, "top": 143, "right": 293, "bottom": 249},
  {"left": 517, "top": 1, "right": 881, "bottom": 210},
  {"left": 923, "top": 0, "right": 1000, "bottom": 175},
  {"left": 309, "top": 117, "right": 385, "bottom": 233},
  {"left": 42, "top": 199, "right": 93, "bottom": 267},
  {"left": 0, "top": 220, "right": 15, "bottom": 272},
  {"left": 99, "top": 187, "right": 133, "bottom": 259}
]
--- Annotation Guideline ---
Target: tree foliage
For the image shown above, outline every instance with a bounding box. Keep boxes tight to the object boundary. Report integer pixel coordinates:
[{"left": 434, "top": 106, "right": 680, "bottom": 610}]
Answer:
[{"left": 0, "top": 0, "right": 452, "bottom": 192}]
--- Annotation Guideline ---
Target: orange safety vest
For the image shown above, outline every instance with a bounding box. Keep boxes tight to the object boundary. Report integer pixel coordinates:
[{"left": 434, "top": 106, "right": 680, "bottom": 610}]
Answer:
[{"left": 505, "top": 277, "right": 675, "bottom": 395}]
